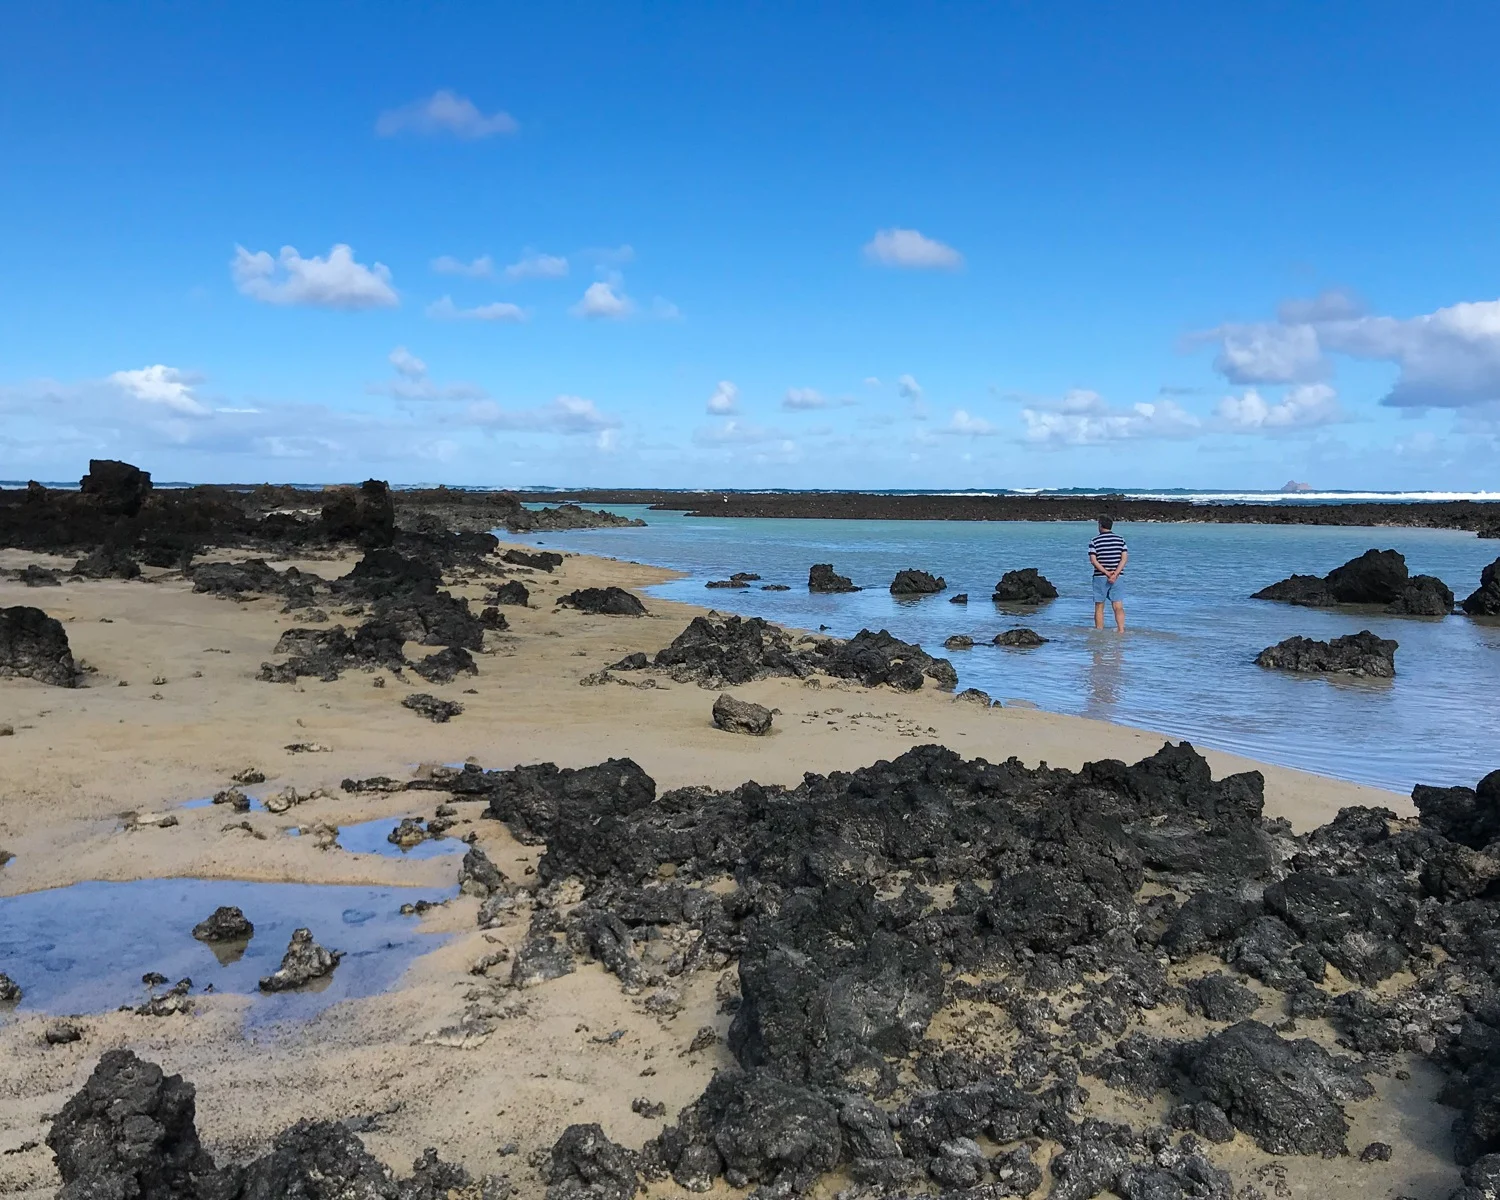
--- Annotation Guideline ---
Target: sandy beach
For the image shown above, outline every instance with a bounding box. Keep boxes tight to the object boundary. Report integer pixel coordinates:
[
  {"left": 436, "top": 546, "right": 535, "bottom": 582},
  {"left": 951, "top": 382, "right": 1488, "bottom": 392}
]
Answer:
[{"left": 3, "top": 539, "right": 1463, "bottom": 1199}]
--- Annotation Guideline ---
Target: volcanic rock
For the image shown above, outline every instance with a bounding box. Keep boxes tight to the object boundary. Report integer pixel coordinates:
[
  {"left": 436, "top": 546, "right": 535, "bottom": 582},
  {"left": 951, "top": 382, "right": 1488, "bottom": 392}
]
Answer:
[
  {"left": 808, "top": 563, "right": 859, "bottom": 593},
  {"left": 402, "top": 693, "right": 464, "bottom": 722},
  {"left": 949, "top": 593, "right": 968, "bottom": 604},
  {"left": 1464, "top": 558, "right": 1500, "bottom": 617},
  {"left": 712, "top": 694, "right": 773, "bottom": 736},
  {"left": 319, "top": 479, "right": 396, "bottom": 549},
  {"left": 1387, "top": 573, "right": 1454, "bottom": 615},
  {"left": 413, "top": 645, "right": 478, "bottom": 683},
  {"left": 1189, "top": 1019, "right": 1374, "bottom": 1156},
  {"left": 0, "top": 973, "right": 20, "bottom": 1002},
  {"left": 19, "top": 563, "right": 60, "bottom": 586},
  {"left": 192, "top": 906, "right": 254, "bottom": 943},
  {"left": 544, "top": 1123, "right": 639, "bottom": 1200},
  {"left": 558, "top": 587, "right": 647, "bottom": 616},
  {"left": 503, "top": 548, "right": 563, "bottom": 571},
  {"left": 890, "top": 569, "right": 946, "bottom": 595},
  {"left": 1325, "top": 548, "right": 1409, "bottom": 603},
  {"left": 512, "top": 934, "right": 576, "bottom": 988},
  {"left": 46, "top": 1049, "right": 220, "bottom": 1200},
  {"left": 79, "top": 459, "right": 152, "bottom": 516},
  {"left": 480, "top": 606, "right": 508, "bottom": 631},
  {"left": 1412, "top": 770, "right": 1500, "bottom": 849},
  {"left": 992, "top": 568, "right": 1059, "bottom": 604},
  {"left": 1254, "top": 631, "right": 1397, "bottom": 678},
  {"left": 0, "top": 605, "right": 79, "bottom": 686},
  {"left": 1183, "top": 973, "right": 1260, "bottom": 1022},
  {"left": 707, "top": 578, "right": 750, "bottom": 589},
  {"left": 993, "top": 628, "right": 1047, "bottom": 648},
  {"left": 258, "top": 927, "right": 342, "bottom": 991},
  {"left": 944, "top": 634, "right": 974, "bottom": 650},
  {"left": 489, "top": 579, "right": 530, "bottom": 606},
  {"left": 652, "top": 614, "right": 813, "bottom": 685},
  {"left": 815, "top": 628, "right": 957, "bottom": 690},
  {"left": 259, "top": 621, "right": 408, "bottom": 682},
  {"left": 71, "top": 545, "right": 142, "bottom": 579}
]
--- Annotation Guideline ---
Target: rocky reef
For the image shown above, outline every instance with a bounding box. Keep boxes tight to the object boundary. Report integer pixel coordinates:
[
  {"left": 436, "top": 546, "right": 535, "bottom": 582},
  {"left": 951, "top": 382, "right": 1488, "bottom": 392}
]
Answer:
[
  {"left": 1464, "top": 558, "right": 1500, "bottom": 617},
  {"left": 1254, "top": 548, "right": 1454, "bottom": 615},
  {"left": 808, "top": 563, "right": 859, "bottom": 593},
  {"left": 1255, "top": 630, "right": 1399, "bottom": 678},
  {"left": 640, "top": 613, "right": 956, "bottom": 692},
  {"left": 992, "top": 568, "right": 1059, "bottom": 604},
  {"left": 890, "top": 569, "right": 946, "bottom": 595},
  {"left": 0, "top": 604, "right": 79, "bottom": 686}
]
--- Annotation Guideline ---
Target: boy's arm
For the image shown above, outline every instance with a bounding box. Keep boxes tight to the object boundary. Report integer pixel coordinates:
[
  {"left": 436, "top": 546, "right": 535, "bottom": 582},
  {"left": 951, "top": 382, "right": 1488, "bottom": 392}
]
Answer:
[{"left": 1109, "top": 549, "right": 1128, "bottom": 582}]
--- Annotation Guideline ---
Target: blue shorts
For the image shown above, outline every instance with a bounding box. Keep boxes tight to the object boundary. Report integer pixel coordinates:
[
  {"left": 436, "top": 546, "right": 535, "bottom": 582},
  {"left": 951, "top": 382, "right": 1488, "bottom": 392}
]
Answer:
[{"left": 1092, "top": 575, "right": 1124, "bottom": 603}]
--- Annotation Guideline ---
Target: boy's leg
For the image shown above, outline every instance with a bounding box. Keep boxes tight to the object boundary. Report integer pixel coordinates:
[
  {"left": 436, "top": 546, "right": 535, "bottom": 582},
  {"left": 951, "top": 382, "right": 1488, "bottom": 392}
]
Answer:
[
  {"left": 1112, "top": 600, "right": 1126, "bottom": 632},
  {"left": 1094, "top": 602, "right": 1105, "bottom": 629}
]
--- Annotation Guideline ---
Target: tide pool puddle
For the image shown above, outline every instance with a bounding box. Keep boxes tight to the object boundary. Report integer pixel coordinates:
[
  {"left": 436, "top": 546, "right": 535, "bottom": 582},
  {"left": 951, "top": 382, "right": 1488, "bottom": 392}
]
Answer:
[
  {"left": 0, "top": 878, "right": 453, "bottom": 1018},
  {"left": 181, "top": 795, "right": 267, "bottom": 812},
  {"left": 334, "top": 816, "right": 466, "bottom": 860}
]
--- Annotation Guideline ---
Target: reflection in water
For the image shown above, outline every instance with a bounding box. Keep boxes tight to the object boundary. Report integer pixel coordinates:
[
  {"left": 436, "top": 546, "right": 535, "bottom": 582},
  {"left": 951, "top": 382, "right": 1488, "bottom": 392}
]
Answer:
[{"left": 1086, "top": 635, "right": 1125, "bottom": 714}]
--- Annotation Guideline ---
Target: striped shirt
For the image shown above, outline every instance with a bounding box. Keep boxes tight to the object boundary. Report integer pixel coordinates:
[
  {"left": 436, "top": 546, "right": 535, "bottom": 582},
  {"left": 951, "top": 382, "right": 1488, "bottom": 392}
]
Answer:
[{"left": 1088, "top": 531, "right": 1127, "bottom": 575}]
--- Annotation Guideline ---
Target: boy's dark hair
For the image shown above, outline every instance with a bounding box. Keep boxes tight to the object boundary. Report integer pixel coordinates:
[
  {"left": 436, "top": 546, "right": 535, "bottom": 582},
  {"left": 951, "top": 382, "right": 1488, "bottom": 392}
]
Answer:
[{"left": 1098, "top": 515, "right": 1114, "bottom": 530}]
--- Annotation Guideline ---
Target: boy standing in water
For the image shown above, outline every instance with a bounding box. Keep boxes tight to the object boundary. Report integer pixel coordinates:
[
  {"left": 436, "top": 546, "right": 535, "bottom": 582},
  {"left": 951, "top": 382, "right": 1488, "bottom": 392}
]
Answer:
[{"left": 1088, "top": 516, "right": 1128, "bottom": 632}]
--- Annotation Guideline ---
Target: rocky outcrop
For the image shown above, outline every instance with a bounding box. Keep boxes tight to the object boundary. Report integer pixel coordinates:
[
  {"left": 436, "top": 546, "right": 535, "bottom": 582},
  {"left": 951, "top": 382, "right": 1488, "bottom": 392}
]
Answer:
[
  {"left": 79, "top": 459, "right": 153, "bottom": 517},
  {"left": 258, "top": 928, "right": 341, "bottom": 991},
  {"left": 889, "top": 569, "right": 945, "bottom": 595},
  {"left": 992, "top": 568, "right": 1058, "bottom": 604},
  {"left": 993, "top": 628, "right": 1047, "bottom": 648},
  {"left": 943, "top": 635, "right": 974, "bottom": 650},
  {"left": 320, "top": 479, "right": 396, "bottom": 548},
  {"left": 192, "top": 906, "right": 254, "bottom": 943},
  {"left": 0, "top": 605, "right": 79, "bottom": 686},
  {"left": 1254, "top": 631, "right": 1397, "bottom": 678},
  {"left": 816, "top": 629, "right": 957, "bottom": 691},
  {"left": 558, "top": 587, "right": 647, "bottom": 616},
  {"left": 72, "top": 545, "right": 142, "bottom": 579},
  {"left": 503, "top": 548, "right": 563, "bottom": 571},
  {"left": 413, "top": 645, "right": 478, "bottom": 684},
  {"left": 1464, "top": 558, "right": 1500, "bottom": 617},
  {"left": 488, "top": 580, "right": 530, "bottom": 606},
  {"left": 1189, "top": 1020, "right": 1374, "bottom": 1155},
  {"left": 808, "top": 563, "right": 859, "bottom": 593},
  {"left": 544, "top": 1123, "right": 639, "bottom": 1200},
  {"left": 0, "top": 973, "right": 20, "bottom": 1002},
  {"left": 652, "top": 615, "right": 814, "bottom": 685},
  {"left": 258, "top": 622, "right": 408, "bottom": 683},
  {"left": 1255, "top": 549, "right": 1454, "bottom": 615},
  {"left": 712, "top": 694, "right": 773, "bottom": 736}
]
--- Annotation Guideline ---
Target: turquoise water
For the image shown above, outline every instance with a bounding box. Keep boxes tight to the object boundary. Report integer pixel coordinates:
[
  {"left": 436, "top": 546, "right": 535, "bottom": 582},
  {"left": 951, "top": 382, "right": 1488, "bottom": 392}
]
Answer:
[{"left": 520, "top": 509, "right": 1500, "bottom": 794}]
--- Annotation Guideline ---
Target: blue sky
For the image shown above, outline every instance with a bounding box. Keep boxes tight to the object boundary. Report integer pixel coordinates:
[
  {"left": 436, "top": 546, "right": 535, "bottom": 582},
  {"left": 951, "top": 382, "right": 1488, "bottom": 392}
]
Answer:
[{"left": 4, "top": 2, "right": 1500, "bottom": 490}]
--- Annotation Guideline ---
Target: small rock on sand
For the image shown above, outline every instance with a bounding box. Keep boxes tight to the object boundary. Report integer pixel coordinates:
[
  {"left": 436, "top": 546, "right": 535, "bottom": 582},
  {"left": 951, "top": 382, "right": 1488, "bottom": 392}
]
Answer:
[
  {"left": 402, "top": 693, "right": 464, "bottom": 722},
  {"left": 0, "top": 973, "right": 21, "bottom": 1002},
  {"left": 258, "top": 928, "right": 342, "bottom": 992},
  {"left": 712, "top": 694, "right": 773, "bottom": 736}
]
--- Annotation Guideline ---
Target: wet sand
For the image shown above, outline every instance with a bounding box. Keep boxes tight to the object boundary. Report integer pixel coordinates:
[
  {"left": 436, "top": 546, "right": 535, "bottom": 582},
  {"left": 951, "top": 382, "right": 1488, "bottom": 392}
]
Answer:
[{"left": 0, "top": 544, "right": 1449, "bottom": 1198}]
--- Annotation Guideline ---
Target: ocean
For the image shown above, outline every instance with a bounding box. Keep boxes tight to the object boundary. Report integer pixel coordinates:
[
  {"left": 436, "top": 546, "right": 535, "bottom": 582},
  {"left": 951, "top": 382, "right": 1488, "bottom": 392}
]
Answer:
[{"left": 513, "top": 507, "right": 1500, "bottom": 796}]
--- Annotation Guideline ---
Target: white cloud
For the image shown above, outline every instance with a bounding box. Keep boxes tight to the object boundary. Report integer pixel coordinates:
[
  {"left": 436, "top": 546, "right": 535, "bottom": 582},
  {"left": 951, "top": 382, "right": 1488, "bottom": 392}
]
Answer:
[
  {"left": 1322, "top": 299, "right": 1500, "bottom": 407},
  {"left": 232, "top": 243, "right": 397, "bottom": 310},
  {"left": 432, "top": 254, "right": 495, "bottom": 278},
  {"left": 504, "top": 251, "right": 569, "bottom": 281},
  {"left": 466, "top": 394, "right": 620, "bottom": 434},
  {"left": 371, "top": 348, "right": 484, "bottom": 401},
  {"left": 897, "top": 374, "right": 924, "bottom": 401},
  {"left": 863, "top": 376, "right": 882, "bottom": 387},
  {"left": 863, "top": 228, "right": 963, "bottom": 270},
  {"left": 388, "top": 346, "right": 426, "bottom": 379},
  {"left": 109, "top": 365, "right": 209, "bottom": 416},
  {"left": 706, "top": 381, "right": 739, "bottom": 415},
  {"left": 376, "top": 90, "right": 518, "bottom": 139},
  {"left": 426, "top": 295, "right": 527, "bottom": 323},
  {"left": 1217, "top": 383, "right": 1344, "bottom": 431},
  {"left": 571, "top": 281, "right": 634, "bottom": 319},
  {"left": 1021, "top": 390, "right": 1200, "bottom": 446},
  {"left": 941, "top": 409, "right": 996, "bottom": 436},
  {"left": 1276, "top": 289, "right": 1366, "bottom": 324},
  {"left": 782, "top": 387, "right": 828, "bottom": 411},
  {"left": 1208, "top": 321, "right": 1324, "bottom": 385}
]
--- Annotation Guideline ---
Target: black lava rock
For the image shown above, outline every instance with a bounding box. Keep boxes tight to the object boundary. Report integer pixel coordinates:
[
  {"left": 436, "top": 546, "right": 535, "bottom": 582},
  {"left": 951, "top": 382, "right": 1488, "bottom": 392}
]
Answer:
[
  {"left": 808, "top": 563, "right": 859, "bottom": 593},
  {"left": 890, "top": 569, "right": 946, "bottom": 595},
  {"left": 558, "top": 587, "right": 647, "bottom": 616},
  {"left": 0, "top": 605, "right": 79, "bottom": 686},
  {"left": 992, "top": 568, "right": 1059, "bottom": 604}
]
